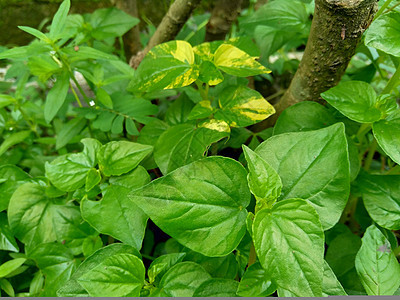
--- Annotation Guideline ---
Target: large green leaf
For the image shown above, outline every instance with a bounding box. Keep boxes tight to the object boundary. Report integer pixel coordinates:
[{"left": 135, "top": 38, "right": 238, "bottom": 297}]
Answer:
[
  {"left": 77, "top": 253, "right": 145, "bottom": 297},
  {"left": 8, "top": 183, "right": 88, "bottom": 249},
  {"left": 81, "top": 166, "right": 150, "bottom": 250},
  {"left": 29, "top": 243, "right": 78, "bottom": 296},
  {"left": 255, "top": 123, "right": 350, "bottom": 230},
  {"left": 158, "top": 262, "right": 211, "bottom": 297},
  {"left": 148, "top": 253, "right": 186, "bottom": 284},
  {"left": 90, "top": 7, "right": 139, "bottom": 40},
  {"left": 253, "top": 199, "right": 324, "bottom": 296},
  {"left": 356, "top": 172, "right": 400, "bottom": 230},
  {"left": 0, "top": 165, "right": 31, "bottom": 212},
  {"left": 129, "top": 157, "right": 250, "bottom": 257},
  {"left": 365, "top": 11, "right": 400, "bottom": 57},
  {"left": 273, "top": 101, "right": 337, "bottom": 135},
  {"left": 373, "top": 110, "right": 400, "bottom": 165},
  {"left": 237, "top": 262, "right": 276, "bottom": 297},
  {"left": 44, "top": 71, "right": 70, "bottom": 123},
  {"left": 321, "top": 81, "right": 382, "bottom": 123},
  {"left": 322, "top": 261, "right": 347, "bottom": 296},
  {"left": 154, "top": 122, "right": 229, "bottom": 175},
  {"left": 57, "top": 244, "right": 141, "bottom": 297},
  {"left": 355, "top": 225, "right": 400, "bottom": 295},
  {"left": 193, "top": 278, "right": 238, "bottom": 297},
  {"left": 129, "top": 41, "right": 199, "bottom": 93},
  {"left": 242, "top": 145, "right": 282, "bottom": 207},
  {"left": 214, "top": 85, "right": 275, "bottom": 127},
  {"left": 45, "top": 138, "right": 101, "bottom": 191},
  {"left": 97, "top": 141, "right": 153, "bottom": 176},
  {"left": 213, "top": 44, "right": 270, "bottom": 77}
]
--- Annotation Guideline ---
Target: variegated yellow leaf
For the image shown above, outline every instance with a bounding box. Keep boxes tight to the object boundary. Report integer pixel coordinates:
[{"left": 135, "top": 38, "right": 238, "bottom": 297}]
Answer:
[{"left": 214, "top": 44, "right": 271, "bottom": 77}]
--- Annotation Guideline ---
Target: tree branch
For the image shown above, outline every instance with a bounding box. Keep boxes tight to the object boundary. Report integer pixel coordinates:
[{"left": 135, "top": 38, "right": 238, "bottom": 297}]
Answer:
[
  {"left": 253, "top": 0, "right": 378, "bottom": 131},
  {"left": 205, "top": 0, "right": 243, "bottom": 42},
  {"left": 130, "top": 0, "right": 201, "bottom": 68}
]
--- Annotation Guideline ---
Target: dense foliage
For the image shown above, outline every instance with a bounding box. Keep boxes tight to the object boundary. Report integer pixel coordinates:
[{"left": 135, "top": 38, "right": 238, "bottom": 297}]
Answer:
[{"left": 0, "top": 0, "right": 399, "bottom": 296}]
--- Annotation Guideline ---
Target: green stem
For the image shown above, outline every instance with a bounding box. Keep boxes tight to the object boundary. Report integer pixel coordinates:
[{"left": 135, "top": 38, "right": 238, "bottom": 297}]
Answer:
[
  {"left": 141, "top": 253, "right": 155, "bottom": 261},
  {"left": 69, "top": 82, "right": 83, "bottom": 108},
  {"left": 195, "top": 80, "right": 208, "bottom": 100},
  {"left": 356, "top": 123, "right": 372, "bottom": 143},
  {"left": 364, "top": 138, "right": 377, "bottom": 171},
  {"left": 385, "top": 2, "right": 400, "bottom": 14},
  {"left": 382, "top": 63, "right": 400, "bottom": 95},
  {"left": 374, "top": 0, "right": 394, "bottom": 20}
]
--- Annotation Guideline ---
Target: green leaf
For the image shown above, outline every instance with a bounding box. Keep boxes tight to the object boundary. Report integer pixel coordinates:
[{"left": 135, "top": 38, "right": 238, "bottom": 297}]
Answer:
[
  {"left": 253, "top": 199, "right": 324, "bottom": 297},
  {"left": 365, "top": 11, "right": 400, "bottom": 57},
  {"left": 0, "top": 165, "right": 31, "bottom": 212},
  {"left": 164, "top": 94, "right": 195, "bottom": 125},
  {"left": 154, "top": 123, "right": 229, "bottom": 175},
  {"left": 81, "top": 167, "right": 150, "bottom": 250},
  {"left": 237, "top": 262, "right": 276, "bottom": 297},
  {"left": 187, "top": 100, "right": 215, "bottom": 120},
  {"left": 29, "top": 271, "right": 45, "bottom": 296},
  {"left": 18, "top": 26, "right": 50, "bottom": 43},
  {"left": 214, "top": 44, "right": 270, "bottom": 77},
  {"left": 0, "top": 258, "right": 26, "bottom": 278},
  {"left": 273, "top": 101, "right": 337, "bottom": 135},
  {"left": 321, "top": 81, "right": 382, "bottom": 123},
  {"left": 193, "top": 278, "right": 238, "bottom": 297},
  {"left": 373, "top": 110, "right": 400, "bottom": 165},
  {"left": 0, "top": 279, "right": 14, "bottom": 297},
  {"left": 356, "top": 172, "right": 400, "bottom": 230},
  {"left": 0, "top": 213, "right": 19, "bottom": 252},
  {"left": 255, "top": 123, "right": 350, "bottom": 230},
  {"left": 0, "top": 130, "right": 31, "bottom": 157},
  {"left": 148, "top": 253, "right": 186, "bottom": 284},
  {"left": 57, "top": 244, "right": 141, "bottom": 297},
  {"left": 96, "top": 87, "right": 113, "bottom": 109},
  {"left": 29, "top": 243, "right": 78, "bottom": 296},
  {"left": 85, "top": 168, "right": 101, "bottom": 192},
  {"left": 129, "top": 41, "right": 199, "bottom": 93},
  {"left": 322, "top": 260, "right": 347, "bottom": 296},
  {"left": 77, "top": 253, "right": 145, "bottom": 297},
  {"left": 44, "top": 71, "right": 70, "bottom": 123},
  {"left": 56, "top": 117, "right": 86, "bottom": 149},
  {"left": 214, "top": 85, "right": 275, "bottom": 127},
  {"left": 197, "top": 60, "right": 224, "bottom": 85},
  {"left": 242, "top": 145, "right": 282, "bottom": 208},
  {"left": 49, "top": 0, "right": 71, "bottom": 39},
  {"left": 90, "top": 7, "right": 139, "bottom": 40},
  {"left": 158, "top": 262, "right": 211, "bottom": 297},
  {"left": 8, "top": 182, "right": 87, "bottom": 248},
  {"left": 46, "top": 139, "right": 100, "bottom": 191},
  {"left": 97, "top": 141, "right": 153, "bottom": 176},
  {"left": 0, "top": 94, "right": 15, "bottom": 109},
  {"left": 129, "top": 157, "right": 250, "bottom": 257},
  {"left": 355, "top": 225, "right": 400, "bottom": 295}
]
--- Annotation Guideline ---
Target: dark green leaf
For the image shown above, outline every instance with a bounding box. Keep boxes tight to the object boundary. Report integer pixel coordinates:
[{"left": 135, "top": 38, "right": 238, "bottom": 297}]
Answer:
[
  {"left": 129, "top": 157, "right": 250, "bottom": 256},
  {"left": 56, "top": 117, "right": 86, "bottom": 149},
  {"left": 0, "top": 213, "right": 19, "bottom": 252},
  {"left": 0, "top": 130, "right": 31, "bottom": 157},
  {"left": 322, "top": 261, "right": 347, "bottom": 296},
  {"left": 44, "top": 71, "right": 70, "bottom": 123},
  {"left": 49, "top": 0, "right": 71, "bottom": 39},
  {"left": 0, "top": 165, "right": 31, "bottom": 212}
]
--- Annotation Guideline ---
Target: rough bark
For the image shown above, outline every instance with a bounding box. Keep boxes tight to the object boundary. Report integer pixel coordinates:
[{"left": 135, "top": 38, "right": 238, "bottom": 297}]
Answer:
[
  {"left": 204, "top": 0, "right": 243, "bottom": 42},
  {"left": 113, "top": 0, "right": 141, "bottom": 58},
  {"left": 130, "top": 0, "right": 201, "bottom": 68},
  {"left": 253, "top": 0, "right": 378, "bottom": 131}
]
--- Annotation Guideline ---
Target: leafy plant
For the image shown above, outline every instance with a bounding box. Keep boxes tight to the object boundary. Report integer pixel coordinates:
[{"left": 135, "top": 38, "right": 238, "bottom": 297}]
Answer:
[{"left": 0, "top": 0, "right": 399, "bottom": 297}]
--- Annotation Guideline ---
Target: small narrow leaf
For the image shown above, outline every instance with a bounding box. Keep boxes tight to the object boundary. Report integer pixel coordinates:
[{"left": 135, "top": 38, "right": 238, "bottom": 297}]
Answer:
[
  {"left": 44, "top": 71, "right": 70, "bottom": 123},
  {"left": 49, "top": 0, "right": 71, "bottom": 39},
  {"left": 0, "top": 258, "right": 26, "bottom": 278},
  {"left": 0, "top": 130, "right": 31, "bottom": 157}
]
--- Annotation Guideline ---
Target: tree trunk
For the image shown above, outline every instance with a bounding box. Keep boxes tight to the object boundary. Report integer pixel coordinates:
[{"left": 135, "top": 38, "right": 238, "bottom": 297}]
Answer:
[
  {"left": 113, "top": 0, "right": 141, "bottom": 59},
  {"left": 130, "top": 0, "right": 201, "bottom": 68},
  {"left": 253, "top": 0, "right": 378, "bottom": 131},
  {"left": 204, "top": 0, "right": 243, "bottom": 42}
]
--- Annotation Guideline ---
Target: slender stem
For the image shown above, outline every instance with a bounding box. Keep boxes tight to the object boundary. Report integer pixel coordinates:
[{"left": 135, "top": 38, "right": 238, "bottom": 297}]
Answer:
[
  {"left": 374, "top": 0, "right": 394, "bottom": 20},
  {"left": 382, "top": 63, "right": 400, "bottom": 95},
  {"left": 356, "top": 123, "right": 372, "bottom": 143},
  {"left": 264, "top": 89, "right": 286, "bottom": 103},
  {"left": 69, "top": 82, "right": 83, "bottom": 107},
  {"left": 195, "top": 80, "right": 208, "bottom": 100},
  {"left": 70, "top": 73, "right": 90, "bottom": 104},
  {"left": 364, "top": 138, "right": 377, "bottom": 171},
  {"left": 141, "top": 253, "right": 155, "bottom": 261},
  {"left": 385, "top": 2, "right": 400, "bottom": 14}
]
